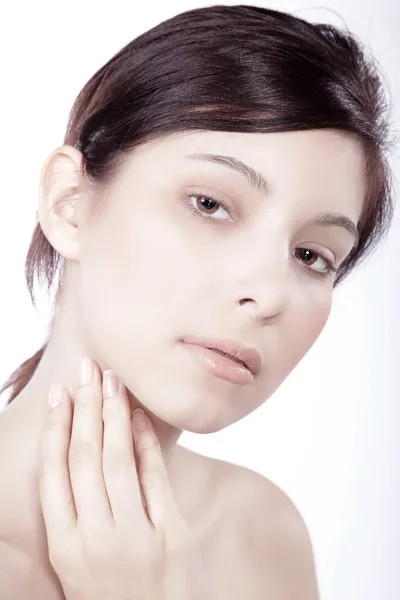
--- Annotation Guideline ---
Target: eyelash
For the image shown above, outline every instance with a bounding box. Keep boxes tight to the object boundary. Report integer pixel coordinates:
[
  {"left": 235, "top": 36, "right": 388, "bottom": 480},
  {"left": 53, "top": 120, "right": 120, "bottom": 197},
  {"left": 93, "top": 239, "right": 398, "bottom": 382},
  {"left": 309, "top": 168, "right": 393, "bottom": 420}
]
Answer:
[{"left": 183, "top": 192, "right": 339, "bottom": 280}]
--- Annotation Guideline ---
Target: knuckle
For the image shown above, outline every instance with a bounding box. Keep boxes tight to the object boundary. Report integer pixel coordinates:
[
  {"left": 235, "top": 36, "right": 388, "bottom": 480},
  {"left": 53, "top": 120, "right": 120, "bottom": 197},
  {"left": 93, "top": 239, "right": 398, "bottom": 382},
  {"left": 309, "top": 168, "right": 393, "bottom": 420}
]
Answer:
[
  {"left": 102, "top": 448, "right": 131, "bottom": 470},
  {"left": 141, "top": 470, "right": 158, "bottom": 488},
  {"left": 139, "top": 446, "right": 163, "bottom": 476},
  {"left": 68, "top": 440, "right": 95, "bottom": 466},
  {"left": 84, "top": 531, "right": 112, "bottom": 561},
  {"left": 102, "top": 395, "right": 128, "bottom": 417},
  {"left": 48, "top": 549, "right": 66, "bottom": 572},
  {"left": 136, "top": 432, "right": 159, "bottom": 452},
  {"left": 48, "top": 536, "right": 76, "bottom": 571},
  {"left": 74, "top": 385, "right": 96, "bottom": 405}
]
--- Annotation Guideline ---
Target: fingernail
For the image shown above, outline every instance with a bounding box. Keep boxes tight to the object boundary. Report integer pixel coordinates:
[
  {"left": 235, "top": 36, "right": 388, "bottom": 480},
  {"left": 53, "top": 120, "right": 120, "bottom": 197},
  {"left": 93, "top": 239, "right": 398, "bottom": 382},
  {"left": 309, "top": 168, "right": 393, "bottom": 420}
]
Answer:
[
  {"left": 103, "top": 370, "right": 119, "bottom": 398},
  {"left": 133, "top": 409, "right": 147, "bottom": 432},
  {"left": 78, "top": 357, "right": 93, "bottom": 387},
  {"left": 49, "top": 384, "right": 63, "bottom": 409}
]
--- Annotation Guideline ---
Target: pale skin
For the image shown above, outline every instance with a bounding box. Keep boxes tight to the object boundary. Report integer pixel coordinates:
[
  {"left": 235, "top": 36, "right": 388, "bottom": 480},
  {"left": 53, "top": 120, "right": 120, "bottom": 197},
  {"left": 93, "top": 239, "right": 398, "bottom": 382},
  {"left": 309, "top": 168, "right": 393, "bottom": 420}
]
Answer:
[
  {"left": 40, "top": 360, "right": 208, "bottom": 600},
  {"left": 0, "top": 128, "right": 366, "bottom": 598}
]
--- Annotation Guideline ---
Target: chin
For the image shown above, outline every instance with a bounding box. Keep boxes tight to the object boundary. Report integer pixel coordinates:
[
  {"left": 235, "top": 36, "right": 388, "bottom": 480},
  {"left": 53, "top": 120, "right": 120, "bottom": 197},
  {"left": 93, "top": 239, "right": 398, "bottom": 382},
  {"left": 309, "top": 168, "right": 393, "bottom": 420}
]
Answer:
[
  {"left": 120, "top": 346, "right": 257, "bottom": 433},
  {"left": 164, "top": 392, "right": 247, "bottom": 434}
]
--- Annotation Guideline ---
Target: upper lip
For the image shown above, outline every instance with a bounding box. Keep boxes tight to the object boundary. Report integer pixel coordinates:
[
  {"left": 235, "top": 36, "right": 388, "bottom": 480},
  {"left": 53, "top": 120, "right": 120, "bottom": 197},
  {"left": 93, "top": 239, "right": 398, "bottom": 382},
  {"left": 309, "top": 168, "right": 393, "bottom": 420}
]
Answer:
[{"left": 182, "top": 336, "right": 262, "bottom": 376}]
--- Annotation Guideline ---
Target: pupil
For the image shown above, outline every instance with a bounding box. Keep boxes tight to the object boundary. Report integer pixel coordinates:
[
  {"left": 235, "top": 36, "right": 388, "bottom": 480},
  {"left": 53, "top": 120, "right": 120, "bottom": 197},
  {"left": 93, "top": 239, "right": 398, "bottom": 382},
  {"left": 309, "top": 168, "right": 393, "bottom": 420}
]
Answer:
[
  {"left": 201, "top": 197, "right": 216, "bottom": 210},
  {"left": 301, "top": 249, "right": 313, "bottom": 262}
]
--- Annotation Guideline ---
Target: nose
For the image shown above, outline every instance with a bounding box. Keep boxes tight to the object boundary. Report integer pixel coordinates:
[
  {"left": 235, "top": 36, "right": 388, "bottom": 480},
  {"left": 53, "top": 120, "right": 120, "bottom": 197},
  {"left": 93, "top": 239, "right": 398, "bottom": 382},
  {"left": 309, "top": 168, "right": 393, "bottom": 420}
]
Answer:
[{"left": 233, "top": 250, "right": 291, "bottom": 321}]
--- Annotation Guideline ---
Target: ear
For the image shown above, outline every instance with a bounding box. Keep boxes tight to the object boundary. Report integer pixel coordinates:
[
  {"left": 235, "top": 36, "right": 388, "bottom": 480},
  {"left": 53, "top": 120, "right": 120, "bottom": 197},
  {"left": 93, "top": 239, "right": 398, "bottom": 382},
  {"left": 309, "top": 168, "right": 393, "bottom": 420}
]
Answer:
[{"left": 38, "top": 144, "right": 91, "bottom": 261}]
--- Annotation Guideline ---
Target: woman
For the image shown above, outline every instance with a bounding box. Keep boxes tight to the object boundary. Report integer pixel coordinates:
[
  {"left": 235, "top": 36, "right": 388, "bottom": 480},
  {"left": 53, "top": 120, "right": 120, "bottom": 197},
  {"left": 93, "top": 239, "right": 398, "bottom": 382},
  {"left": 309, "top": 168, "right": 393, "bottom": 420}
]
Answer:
[{"left": 0, "top": 4, "right": 395, "bottom": 599}]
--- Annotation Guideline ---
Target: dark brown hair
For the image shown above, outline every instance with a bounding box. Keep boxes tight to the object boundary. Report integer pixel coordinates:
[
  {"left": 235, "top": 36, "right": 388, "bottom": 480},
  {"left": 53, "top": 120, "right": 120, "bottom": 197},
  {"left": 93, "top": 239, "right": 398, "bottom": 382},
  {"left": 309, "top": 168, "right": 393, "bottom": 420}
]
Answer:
[{"left": 1, "top": 4, "right": 396, "bottom": 406}]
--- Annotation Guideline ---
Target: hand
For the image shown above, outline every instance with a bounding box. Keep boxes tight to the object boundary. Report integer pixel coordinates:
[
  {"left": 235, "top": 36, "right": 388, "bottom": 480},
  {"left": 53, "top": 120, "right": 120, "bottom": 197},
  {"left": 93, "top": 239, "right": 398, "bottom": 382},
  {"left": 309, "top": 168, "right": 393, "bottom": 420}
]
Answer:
[{"left": 37, "top": 358, "right": 208, "bottom": 600}]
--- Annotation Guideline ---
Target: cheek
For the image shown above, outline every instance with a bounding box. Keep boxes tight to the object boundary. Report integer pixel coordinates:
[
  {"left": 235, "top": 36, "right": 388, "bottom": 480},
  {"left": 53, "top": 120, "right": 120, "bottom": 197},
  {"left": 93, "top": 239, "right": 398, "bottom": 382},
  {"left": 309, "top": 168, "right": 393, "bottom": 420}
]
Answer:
[
  {"left": 76, "top": 210, "right": 197, "bottom": 363},
  {"left": 254, "top": 291, "right": 333, "bottom": 405},
  {"left": 302, "top": 294, "right": 332, "bottom": 343},
  {"left": 282, "top": 292, "right": 333, "bottom": 374}
]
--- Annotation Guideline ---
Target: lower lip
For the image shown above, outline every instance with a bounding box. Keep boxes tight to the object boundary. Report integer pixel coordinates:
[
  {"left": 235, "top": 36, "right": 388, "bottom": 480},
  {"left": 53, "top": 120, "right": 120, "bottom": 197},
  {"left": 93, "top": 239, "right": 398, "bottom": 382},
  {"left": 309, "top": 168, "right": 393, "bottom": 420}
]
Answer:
[{"left": 181, "top": 342, "right": 255, "bottom": 385}]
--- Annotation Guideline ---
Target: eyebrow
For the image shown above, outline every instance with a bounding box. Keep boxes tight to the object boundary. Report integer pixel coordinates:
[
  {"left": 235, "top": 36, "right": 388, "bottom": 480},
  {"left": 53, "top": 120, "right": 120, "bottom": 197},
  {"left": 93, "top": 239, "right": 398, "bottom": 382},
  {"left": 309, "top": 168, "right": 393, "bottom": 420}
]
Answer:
[{"left": 185, "top": 152, "right": 360, "bottom": 248}]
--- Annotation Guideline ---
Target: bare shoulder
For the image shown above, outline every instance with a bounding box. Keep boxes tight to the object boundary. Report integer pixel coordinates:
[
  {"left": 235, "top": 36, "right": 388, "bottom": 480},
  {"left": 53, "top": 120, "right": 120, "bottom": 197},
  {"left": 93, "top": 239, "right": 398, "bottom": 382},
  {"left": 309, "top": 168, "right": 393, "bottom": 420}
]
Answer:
[{"left": 188, "top": 449, "right": 321, "bottom": 600}]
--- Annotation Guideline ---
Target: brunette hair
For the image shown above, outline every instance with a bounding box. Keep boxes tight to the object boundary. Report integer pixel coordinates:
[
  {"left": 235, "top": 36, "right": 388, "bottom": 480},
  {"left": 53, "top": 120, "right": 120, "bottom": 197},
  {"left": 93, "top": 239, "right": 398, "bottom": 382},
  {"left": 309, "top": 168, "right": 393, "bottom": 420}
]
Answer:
[{"left": 1, "top": 4, "right": 396, "bottom": 406}]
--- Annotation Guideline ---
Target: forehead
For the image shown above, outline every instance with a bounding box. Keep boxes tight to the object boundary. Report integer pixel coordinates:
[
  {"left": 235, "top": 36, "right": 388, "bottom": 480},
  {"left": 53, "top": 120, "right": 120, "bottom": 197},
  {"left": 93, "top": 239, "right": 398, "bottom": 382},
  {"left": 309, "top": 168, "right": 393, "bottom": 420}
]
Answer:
[{"left": 127, "top": 128, "right": 367, "bottom": 221}]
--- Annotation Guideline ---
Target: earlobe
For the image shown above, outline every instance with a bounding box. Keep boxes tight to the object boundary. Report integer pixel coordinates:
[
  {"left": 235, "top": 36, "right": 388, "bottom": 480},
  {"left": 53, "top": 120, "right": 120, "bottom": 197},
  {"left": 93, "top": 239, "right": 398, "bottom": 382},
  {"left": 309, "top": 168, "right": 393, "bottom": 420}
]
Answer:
[{"left": 38, "top": 145, "right": 86, "bottom": 261}]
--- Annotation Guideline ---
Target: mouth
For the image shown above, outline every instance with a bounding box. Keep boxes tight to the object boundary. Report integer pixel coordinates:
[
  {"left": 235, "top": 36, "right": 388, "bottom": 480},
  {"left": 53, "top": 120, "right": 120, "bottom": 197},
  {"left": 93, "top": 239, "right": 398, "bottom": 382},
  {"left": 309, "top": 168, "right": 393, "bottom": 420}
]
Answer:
[
  {"left": 204, "top": 347, "right": 247, "bottom": 368},
  {"left": 181, "top": 342, "right": 255, "bottom": 385},
  {"left": 181, "top": 336, "right": 262, "bottom": 377}
]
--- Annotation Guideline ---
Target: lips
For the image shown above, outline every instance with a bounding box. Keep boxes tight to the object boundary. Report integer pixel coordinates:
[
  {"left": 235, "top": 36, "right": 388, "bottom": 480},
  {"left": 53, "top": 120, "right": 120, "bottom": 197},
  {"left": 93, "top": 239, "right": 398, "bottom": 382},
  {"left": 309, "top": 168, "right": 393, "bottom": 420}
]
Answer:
[
  {"left": 205, "top": 347, "right": 247, "bottom": 367},
  {"left": 182, "top": 337, "right": 262, "bottom": 376}
]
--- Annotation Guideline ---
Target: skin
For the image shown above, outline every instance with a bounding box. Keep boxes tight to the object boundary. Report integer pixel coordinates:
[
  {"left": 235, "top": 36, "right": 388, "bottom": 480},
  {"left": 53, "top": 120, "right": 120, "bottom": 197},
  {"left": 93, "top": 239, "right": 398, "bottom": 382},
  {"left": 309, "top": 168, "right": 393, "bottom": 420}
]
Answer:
[
  {"left": 0, "top": 128, "right": 366, "bottom": 598},
  {"left": 38, "top": 361, "right": 208, "bottom": 600}
]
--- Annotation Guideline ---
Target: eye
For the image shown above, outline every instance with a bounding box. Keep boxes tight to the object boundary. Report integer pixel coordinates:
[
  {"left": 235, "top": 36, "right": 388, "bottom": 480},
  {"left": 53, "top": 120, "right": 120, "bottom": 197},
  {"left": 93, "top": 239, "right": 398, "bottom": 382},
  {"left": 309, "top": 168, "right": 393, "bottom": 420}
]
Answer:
[
  {"left": 184, "top": 192, "right": 338, "bottom": 280},
  {"left": 294, "top": 248, "right": 338, "bottom": 278},
  {"left": 185, "top": 192, "right": 233, "bottom": 222}
]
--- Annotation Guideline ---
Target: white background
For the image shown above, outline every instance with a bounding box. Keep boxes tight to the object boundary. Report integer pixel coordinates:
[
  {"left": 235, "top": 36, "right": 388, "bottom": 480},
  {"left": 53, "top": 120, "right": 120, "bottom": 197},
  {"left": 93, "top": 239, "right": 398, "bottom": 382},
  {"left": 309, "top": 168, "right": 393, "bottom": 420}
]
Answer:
[{"left": 0, "top": 2, "right": 399, "bottom": 598}]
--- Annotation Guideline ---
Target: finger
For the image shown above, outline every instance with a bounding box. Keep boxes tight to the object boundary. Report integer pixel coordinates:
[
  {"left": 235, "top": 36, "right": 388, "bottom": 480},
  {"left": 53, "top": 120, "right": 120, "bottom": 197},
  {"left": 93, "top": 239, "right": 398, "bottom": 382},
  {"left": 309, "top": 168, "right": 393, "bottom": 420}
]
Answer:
[
  {"left": 102, "top": 371, "right": 149, "bottom": 532},
  {"left": 37, "top": 384, "right": 77, "bottom": 546},
  {"left": 68, "top": 358, "right": 114, "bottom": 533},
  {"left": 132, "top": 409, "right": 179, "bottom": 530}
]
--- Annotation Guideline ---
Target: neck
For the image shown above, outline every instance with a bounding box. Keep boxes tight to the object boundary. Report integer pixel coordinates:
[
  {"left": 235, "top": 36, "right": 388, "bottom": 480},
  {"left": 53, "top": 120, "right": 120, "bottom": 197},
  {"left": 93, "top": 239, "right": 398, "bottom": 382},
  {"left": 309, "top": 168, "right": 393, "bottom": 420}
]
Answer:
[{"left": 0, "top": 330, "right": 185, "bottom": 557}]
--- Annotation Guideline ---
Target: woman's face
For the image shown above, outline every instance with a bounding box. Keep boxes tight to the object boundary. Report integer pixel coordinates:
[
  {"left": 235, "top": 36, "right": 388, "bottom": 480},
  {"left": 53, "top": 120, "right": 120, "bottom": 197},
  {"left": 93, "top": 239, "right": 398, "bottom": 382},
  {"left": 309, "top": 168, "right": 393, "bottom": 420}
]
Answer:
[{"left": 75, "top": 129, "right": 365, "bottom": 433}]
